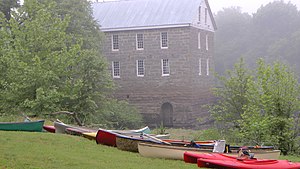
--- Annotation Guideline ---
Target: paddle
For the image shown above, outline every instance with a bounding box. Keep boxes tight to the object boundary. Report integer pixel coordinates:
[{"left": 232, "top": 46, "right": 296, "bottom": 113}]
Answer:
[{"left": 142, "top": 133, "right": 171, "bottom": 145}]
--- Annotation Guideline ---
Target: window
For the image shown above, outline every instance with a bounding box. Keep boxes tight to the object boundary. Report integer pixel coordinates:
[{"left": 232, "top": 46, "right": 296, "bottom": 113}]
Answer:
[
  {"left": 136, "top": 60, "right": 145, "bottom": 77},
  {"left": 206, "top": 34, "right": 208, "bottom": 51},
  {"left": 161, "top": 59, "right": 170, "bottom": 76},
  {"left": 199, "top": 58, "right": 202, "bottom": 75},
  {"left": 112, "top": 34, "right": 119, "bottom": 51},
  {"left": 206, "top": 58, "right": 209, "bottom": 76},
  {"left": 205, "top": 8, "right": 208, "bottom": 24},
  {"left": 161, "top": 32, "right": 168, "bottom": 49},
  {"left": 198, "top": 6, "right": 201, "bottom": 22},
  {"left": 136, "top": 34, "right": 144, "bottom": 50},
  {"left": 112, "top": 61, "right": 120, "bottom": 78},
  {"left": 198, "top": 32, "right": 201, "bottom": 49}
]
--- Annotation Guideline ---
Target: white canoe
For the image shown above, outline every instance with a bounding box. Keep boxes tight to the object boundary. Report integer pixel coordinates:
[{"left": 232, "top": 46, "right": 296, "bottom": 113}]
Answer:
[{"left": 138, "top": 142, "right": 281, "bottom": 160}]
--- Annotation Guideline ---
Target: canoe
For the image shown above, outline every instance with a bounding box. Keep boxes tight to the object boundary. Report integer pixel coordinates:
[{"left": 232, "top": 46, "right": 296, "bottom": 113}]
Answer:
[
  {"left": 116, "top": 133, "right": 172, "bottom": 152},
  {"left": 65, "top": 127, "right": 96, "bottom": 136},
  {"left": 0, "top": 120, "right": 45, "bottom": 132},
  {"left": 43, "top": 125, "right": 55, "bottom": 133},
  {"left": 193, "top": 153, "right": 300, "bottom": 169},
  {"left": 95, "top": 126, "right": 151, "bottom": 147},
  {"left": 54, "top": 121, "right": 96, "bottom": 134},
  {"left": 82, "top": 132, "right": 97, "bottom": 140},
  {"left": 138, "top": 142, "right": 281, "bottom": 160}
]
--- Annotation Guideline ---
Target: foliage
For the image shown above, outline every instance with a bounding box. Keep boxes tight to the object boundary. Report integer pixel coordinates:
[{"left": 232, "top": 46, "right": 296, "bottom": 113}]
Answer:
[
  {"left": 214, "top": 1, "right": 300, "bottom": 75},
  {"left": 210, "top": 58, "right": 300, "bottom": 154},
  {"left": 98, "top": 99, "right": 143, "bottom": 129},
  {"left": 0, "top": 0, "right": 114, "bottom": 125},
  {"left": 0, "top": 0, "right": 19, "bottom": 20},
  {"left": 210, "top": 58, "right": 252, "bottom": 130}
]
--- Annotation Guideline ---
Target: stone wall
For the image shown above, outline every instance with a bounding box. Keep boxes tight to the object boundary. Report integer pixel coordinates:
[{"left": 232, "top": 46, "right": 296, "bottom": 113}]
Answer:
[{"left": 102, "top": 26, "right": 215, "bottom": 128}]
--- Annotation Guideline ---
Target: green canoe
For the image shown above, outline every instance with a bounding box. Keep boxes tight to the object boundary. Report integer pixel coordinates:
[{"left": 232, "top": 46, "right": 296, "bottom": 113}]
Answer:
[{"left": 0, "top": 120, "right": 45, "bottom": 132}]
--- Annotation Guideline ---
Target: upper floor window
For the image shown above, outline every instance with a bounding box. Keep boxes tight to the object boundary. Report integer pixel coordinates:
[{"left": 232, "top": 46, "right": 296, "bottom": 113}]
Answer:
[
  {"left": 136, "top": 60, "right": 145, "bottom": 77},
  {"left": 112, "top": 61, "right": 120, "bottom": 78},
  {"left": 161, "top": 59, "right": 170, "bottom": 76},
  {"left": 199, "top": 58, "right": 202, "bottom": 75},
  {"left": 136, "top": 34, "right": 144, "bottom": 50},
  {"left": 161, "top": 32, "right": 168, "bottom": 49},
  {"left": 206, "top": 58, "right": 209, "bottom": 76},
  {"left": 112, "top": 34, "right": 119, "bottom": 51},
  {"left": 198, "top": 32, "right": 201, "bottom": 49},
  {"left": 198, "top": 6, "right": 201, "bottom": 22},
  {"left": 206, "top": 34, "right": 208, "bottom": 51},
  {"left": 205, "top": 8, "right": 208, "bottom": 24}
]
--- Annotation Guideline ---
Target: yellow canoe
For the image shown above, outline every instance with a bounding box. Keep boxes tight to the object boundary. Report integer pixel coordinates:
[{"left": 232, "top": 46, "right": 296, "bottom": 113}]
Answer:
[{"left": 82, "top": 132, "right": 97, "bottom": 140}]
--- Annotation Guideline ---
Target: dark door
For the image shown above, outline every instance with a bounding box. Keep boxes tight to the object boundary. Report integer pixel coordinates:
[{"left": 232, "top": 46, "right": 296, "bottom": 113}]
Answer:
[{"left": 160, "top": 102, "right": 173, "bottom": 127}]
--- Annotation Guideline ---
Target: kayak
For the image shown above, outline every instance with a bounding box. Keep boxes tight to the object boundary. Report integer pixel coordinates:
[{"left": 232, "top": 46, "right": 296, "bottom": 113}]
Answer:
[{"left": 184, "top": 152, "right": 300, "bottom": 169}]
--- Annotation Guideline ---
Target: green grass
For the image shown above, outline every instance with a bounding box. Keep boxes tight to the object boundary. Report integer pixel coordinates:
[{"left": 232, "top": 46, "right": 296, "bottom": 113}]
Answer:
[
  {"left": 1, "top": 130, "right": 300, "bottom": 169},
  {"left": 0, "top": 131, "right": 199, "bottom": 169}
]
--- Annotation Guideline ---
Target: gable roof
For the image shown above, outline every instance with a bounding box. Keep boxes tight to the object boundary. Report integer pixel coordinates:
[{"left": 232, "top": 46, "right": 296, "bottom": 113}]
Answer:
[{"left": 92, "top": 0, "right": 217, "bottom": 32}]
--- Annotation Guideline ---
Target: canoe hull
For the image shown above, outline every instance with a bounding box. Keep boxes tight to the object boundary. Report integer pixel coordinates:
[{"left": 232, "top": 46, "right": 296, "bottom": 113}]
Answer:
[
  {"left": 0, "top": 120, "right": 45, "bottom": 132},
  {"left": 95, "top": 126, "right": 152, "bottom": 147},
  {"left": 43, "top": 125, "right": 55, "bottom": 133},
  {"left": 195, "top": 154, "right": 300, "bottom": 169},
  {"left": 138, "top": 142, "right": 281, "bottom": 160},
  {"left": 82, "top": 132, "right": 97, "bottom": 140}
]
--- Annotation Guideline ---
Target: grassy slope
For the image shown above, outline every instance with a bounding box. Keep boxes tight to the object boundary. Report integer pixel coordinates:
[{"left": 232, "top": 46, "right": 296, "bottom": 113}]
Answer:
[{"left": 0, "top": 131, "right": 199, "bottom": 169}]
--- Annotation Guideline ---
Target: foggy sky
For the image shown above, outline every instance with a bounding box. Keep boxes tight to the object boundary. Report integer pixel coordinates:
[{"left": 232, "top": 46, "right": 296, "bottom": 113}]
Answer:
[{"left": 209, "top": 0, "right": 300, "bottom": 14}]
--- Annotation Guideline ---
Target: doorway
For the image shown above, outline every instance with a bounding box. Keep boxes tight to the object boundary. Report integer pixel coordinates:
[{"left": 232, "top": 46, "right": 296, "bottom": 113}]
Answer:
[{"left": 160, "top": 102, "right": 173, "bottom": 127}]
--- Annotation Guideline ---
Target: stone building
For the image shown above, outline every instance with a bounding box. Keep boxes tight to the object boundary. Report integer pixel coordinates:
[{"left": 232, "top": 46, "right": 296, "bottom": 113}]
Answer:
[{"left": 92, "top": 0, "right": 217, "bottom": 128}]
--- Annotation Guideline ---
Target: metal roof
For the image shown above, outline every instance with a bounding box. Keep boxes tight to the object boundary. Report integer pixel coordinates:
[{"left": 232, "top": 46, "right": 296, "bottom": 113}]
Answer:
[{"left": 92, "top": 0, "right": 208, "bottom": 31}]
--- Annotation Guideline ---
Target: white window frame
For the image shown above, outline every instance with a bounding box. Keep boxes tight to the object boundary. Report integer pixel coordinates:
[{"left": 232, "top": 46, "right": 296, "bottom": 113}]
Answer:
[
  {"left": 136, "top": 60, "right": 145, "bottom": 77},
  {"left": 160, "top": 32, "right": 168, "bottom": 49},
  {"left": 206, "top": 34, "right": 209, "bottom": 51},
  {"left": 161, "top": 59, "right": 170, "bottom": 76},
  {"left": 136, "top": 33, "right": 144, "bottom": 50},
  {"left": 206, "top": 58, "right": 209, "bottom": 76},
  {"left": 205, "top": 8, "right": 208, "bottom": 25},
  {"left": 112, "top": 61, "right": 120, "bottom": 78},
  {"left": 112, "top": 34, "right": 119, "bottom": 51},
  {"left": 198, "top": 32, "right": 201, "bottom": 49},
  {"left": 199, "top": 58, "right": 202, "bottom": 75},
  {"left": 198, "top": 6, "right": 201, "bottom": 22}
]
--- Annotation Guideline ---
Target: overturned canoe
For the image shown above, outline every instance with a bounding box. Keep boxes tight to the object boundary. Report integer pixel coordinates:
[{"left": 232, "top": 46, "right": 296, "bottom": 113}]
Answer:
[
  {"left": 96, "top": 126, "right": 151, "bottom": 146},
  {"left": 116, "top": 133, "right": 171, "bottom": 152},
  {"left": 43, "top": 125, "right": 55, "bottom": 133},
  {"left": 0, "top": 120, "right": 45, "bottom": 132},
  {"left": 82, "top": 132, "right": 97, "bottom": 140},
  {"left": 54, "top": 121, "right": 96, "bottom": 134}
]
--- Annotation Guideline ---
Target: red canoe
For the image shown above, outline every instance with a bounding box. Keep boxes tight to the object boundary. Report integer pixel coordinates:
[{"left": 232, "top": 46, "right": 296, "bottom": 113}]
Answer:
[
  {"left": 43, "top": 125, "right": 55, "bottom": 133},
  {"left": 184, "top": 153, "right": 300, "bottom": 169}
]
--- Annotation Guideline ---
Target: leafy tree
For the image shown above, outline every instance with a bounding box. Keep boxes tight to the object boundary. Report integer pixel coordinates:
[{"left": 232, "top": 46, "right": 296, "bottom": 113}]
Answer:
[
  {"left": 210, "top": 58, "right": 252, "bottom": 132},
  {"left": 0, "top": 0, "right": 113, "bottom": 124},
  {"left": 0, "top": 0, "right": 20, "bottom": 20},
  {"left": 211, "top": 58, "right": 300, "bottom": 154},
  {"left": 214, "top": 1, "right": 300, "bottom": 76},
  {"left": 214, "top": 7, "right": 252, "bottom": 74}
]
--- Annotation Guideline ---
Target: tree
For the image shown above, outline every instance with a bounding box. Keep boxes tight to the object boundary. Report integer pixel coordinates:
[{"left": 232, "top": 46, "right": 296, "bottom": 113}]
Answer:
[
  {"left": 241, "top": 59, "right": 300, "bottom": 154},
  {"left": 211, "top": 58, "right": 300, "bottom": 154},
  {"left": 214, "top": 7, "right": 252, "bottom": 74},
  {"left": 210, "top": 58, "right": 253, "bottom": 132},
  {"left": 0, "top": 0, "right": 113, "bottom": 124},
  {"left": 0, "top": 0, "right": 20, "bottom": 20}
]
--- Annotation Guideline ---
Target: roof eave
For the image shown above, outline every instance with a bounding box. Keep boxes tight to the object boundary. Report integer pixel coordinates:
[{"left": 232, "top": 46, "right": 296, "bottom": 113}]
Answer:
[{"left": 100, "top": 23, "right": 191, "bottom": 32}]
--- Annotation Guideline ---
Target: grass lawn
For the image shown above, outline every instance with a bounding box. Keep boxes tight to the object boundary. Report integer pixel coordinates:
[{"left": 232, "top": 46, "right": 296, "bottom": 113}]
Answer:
[{"left": 0, "top": 131, "right": 199, "bottom": 169}]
